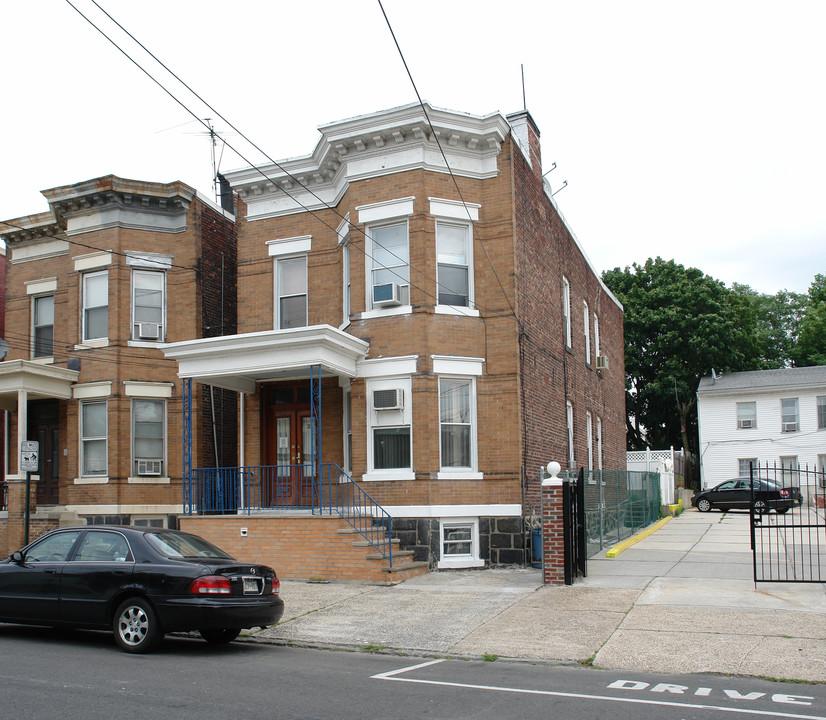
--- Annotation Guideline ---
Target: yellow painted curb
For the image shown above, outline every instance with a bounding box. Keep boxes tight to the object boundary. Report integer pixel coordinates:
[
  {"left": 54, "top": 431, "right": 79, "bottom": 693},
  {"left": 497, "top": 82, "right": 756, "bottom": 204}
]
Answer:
[{"left": 605, "top": 516, "right": 673, "bottom": 558}]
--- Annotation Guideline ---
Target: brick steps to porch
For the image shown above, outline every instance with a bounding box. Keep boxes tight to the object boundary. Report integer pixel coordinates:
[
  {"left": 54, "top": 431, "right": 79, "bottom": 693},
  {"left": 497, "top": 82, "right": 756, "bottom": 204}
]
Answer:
[{"left": 180, "top": 515, "right": 428, "bottom": 585}]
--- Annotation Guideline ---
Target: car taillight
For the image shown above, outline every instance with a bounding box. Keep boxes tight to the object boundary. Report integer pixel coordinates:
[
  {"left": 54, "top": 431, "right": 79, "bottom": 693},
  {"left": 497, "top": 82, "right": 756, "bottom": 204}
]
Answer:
[
  {"left": 189, "top": 575, "right": 232, "bottom": 595},
  {"left": 779, "top": 489, "right": 789, "bottom": 497},
  {"left": 271, "top": 577, "right": 280, "bottom": 595}
]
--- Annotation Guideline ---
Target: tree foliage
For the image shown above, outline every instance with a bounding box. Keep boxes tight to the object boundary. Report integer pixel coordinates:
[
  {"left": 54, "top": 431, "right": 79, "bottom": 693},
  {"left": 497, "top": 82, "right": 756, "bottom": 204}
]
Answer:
[
  {"left": 731, "top": 284, "right": 804, "bottom": 368},
  {"left": 791, "top": 274, "right": 826, "bottom": 367},
  {"left": 603, "top": 258, "right": 761, "bottom": 452}
]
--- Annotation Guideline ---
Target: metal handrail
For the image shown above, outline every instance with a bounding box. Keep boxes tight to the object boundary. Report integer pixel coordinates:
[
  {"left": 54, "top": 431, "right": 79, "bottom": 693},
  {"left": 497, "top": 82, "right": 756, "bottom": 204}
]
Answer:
[{"left": 190, "top": 463, "right": 393, "bottom": 567}]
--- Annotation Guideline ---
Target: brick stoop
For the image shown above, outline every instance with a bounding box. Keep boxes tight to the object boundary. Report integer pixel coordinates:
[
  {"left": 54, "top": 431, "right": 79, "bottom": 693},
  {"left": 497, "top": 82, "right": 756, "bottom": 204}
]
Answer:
[{"left": 179, "top": 514, "right": 428, "bottom": 585}]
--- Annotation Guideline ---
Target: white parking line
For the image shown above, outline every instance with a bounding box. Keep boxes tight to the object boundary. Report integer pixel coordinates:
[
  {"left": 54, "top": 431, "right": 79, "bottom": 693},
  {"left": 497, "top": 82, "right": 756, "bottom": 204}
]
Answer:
[{"left": 371, "top": 661, "right": 826, "bottom": 720}]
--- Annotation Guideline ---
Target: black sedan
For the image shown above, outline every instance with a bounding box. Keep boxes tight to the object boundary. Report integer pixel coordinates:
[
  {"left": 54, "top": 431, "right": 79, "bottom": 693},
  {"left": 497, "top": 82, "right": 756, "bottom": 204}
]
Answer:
[
  {"left": 0, "top": 526, "right": 284, "bottom": 653},
  {"left": 692, "top": 478, "right": 803, "bottom": 514}
]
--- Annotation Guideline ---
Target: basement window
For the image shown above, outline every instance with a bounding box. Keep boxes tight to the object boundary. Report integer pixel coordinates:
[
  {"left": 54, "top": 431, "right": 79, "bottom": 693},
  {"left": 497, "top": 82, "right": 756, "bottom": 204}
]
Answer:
[{"left": 438, "top": 517, "right": 484, "bottom": 569}]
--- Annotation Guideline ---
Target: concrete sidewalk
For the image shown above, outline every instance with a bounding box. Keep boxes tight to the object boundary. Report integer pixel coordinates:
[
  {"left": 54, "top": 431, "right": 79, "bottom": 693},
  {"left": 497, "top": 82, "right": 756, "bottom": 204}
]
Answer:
[{"left": 255, "top": 510, "right": 826, "bottom": 681}]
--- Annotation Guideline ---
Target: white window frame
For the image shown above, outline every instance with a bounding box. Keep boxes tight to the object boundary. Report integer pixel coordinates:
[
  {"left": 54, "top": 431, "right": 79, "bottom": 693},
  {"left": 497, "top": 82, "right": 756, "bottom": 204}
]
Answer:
[
  {"left": 32, "top": 293, "right": 55, "bottom": 359},
  {"left": 562, "top": 277, "right": 572, "bottom": 349},
  {"left": 594, "top": 313, "right": 600, "bottom": 359},
  {"left": 586, "top": 411, "right": 593, "bottom": 472},
  {"left": 596, "top": 416, "right": 603, "bottom": 471},
  {"left": 817, "top": 396, "right": 826, "bottom": 431},
  {"left": 274, "top": 255, "right": 308, "bottom": 330},
  {"left": 736, "top": 401, "right": 757, "bottom": 429},
  {"left": 566, "top": 401, "right": 575, "bottom": 469},
  {"left": 438, "top": 517, "right": 484, "bottom": 569},
  {"left": 781, "top": 398, "right": 799, "bottom": 432},
  {"left": 583, "top": 301, "right": 591, "bottom": 364},
  {"left": 366, "top": 220, "right": 410, "bottom": 312},
  {"left": 780, "top": 455, "right": 799, "bottom": 485},
  {"left": 438, "top": 376, "right": 478, "bottom": 476},
  {"left": 80, "top": 399, "right": 108, "bottom": 479},
  {"left": 435, "top": 220, "right": 473, "bottom": 309},
  {"left": 131, "top": 269, "right": 166, "bottom": 342},
  {"left": 364, "top": 375, "right": 414, "bottom": 481},
  {"left": 131, "top": 398, "right": 167, "bottom": 480},
  {"left": 738, "top": 458, "right": 758, "bottom": 477},
  {"left": 82, "top": 270, "right": 108, "bottom": 342},
  {"left": 341, "top": 235, "right": 351, "bottom": 328}
]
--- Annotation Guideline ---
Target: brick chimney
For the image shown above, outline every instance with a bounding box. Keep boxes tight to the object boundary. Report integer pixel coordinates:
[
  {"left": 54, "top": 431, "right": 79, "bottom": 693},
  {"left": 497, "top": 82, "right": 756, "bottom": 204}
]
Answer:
[{"left": 507, "top": 110, "right": 542, "bottom": 181}]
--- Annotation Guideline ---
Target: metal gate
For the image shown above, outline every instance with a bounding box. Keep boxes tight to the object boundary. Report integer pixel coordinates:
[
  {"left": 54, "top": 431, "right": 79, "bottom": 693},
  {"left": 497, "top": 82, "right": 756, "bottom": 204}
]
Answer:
[
  {"left": 751, "top": 463, "right": 826, "bottom": 583},
  {"left": 563, "top": 468, "right": 587, "bottom": 584}
]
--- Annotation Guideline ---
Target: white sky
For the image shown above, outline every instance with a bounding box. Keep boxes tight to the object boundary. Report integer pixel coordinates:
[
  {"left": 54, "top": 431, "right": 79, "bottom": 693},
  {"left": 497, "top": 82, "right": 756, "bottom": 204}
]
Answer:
[{"left": 1, "top": 0, "right": 823, "bottom": 295}]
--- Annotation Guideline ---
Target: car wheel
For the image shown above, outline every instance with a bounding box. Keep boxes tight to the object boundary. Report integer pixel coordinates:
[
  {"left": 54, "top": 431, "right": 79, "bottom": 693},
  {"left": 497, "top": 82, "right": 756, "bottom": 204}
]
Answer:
[
  {"left": 113, "top": 598, "right": 162, "bottom": 653},
  {"left": 753, "top": 499, "right": 769, "bottom": 514},
  {"left": 200, "top": 628, "right": 242, "bottom": 644},
  {"left": 696, "top": 497, "right": 712, "bottom": 512}
]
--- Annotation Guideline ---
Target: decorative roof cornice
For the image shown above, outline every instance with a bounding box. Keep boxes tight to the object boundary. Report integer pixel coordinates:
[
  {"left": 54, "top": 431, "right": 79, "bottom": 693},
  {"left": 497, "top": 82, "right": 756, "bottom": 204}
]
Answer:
[
  {"left": 41, "top": 175, "right": 196, "bottom": 224},
  {"left": 0, "top": 211, "right": 64, "bottom": 246},
  {"left": 224, "top": 103, "right": 511, "bottom": 221}
]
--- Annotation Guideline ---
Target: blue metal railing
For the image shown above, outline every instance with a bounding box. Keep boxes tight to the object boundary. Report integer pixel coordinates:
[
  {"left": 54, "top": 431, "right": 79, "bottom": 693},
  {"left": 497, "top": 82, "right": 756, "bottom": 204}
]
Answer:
[{"left": 190, "top": 463, "right": 393, "bottom": 567}]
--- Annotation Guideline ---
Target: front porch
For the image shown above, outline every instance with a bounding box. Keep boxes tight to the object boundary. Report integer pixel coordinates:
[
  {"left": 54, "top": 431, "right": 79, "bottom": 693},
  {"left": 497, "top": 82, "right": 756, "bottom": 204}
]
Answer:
[{"left": 163, "top": 325, "right": 428, "bottom": 582}]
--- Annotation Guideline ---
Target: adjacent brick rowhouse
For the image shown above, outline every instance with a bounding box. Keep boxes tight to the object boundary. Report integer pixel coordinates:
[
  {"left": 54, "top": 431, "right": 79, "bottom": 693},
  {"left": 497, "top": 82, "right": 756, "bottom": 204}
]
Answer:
[{"left": 0, "top": 176, "right": 237, "bottom": 549}]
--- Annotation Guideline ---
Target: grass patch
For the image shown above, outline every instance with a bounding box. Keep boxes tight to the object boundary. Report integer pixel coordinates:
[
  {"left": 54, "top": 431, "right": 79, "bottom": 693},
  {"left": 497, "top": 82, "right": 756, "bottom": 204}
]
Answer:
[
  {"left": 360, "top": 643, "right": 388, "bottom": 652},
  {"left": 482, "top": 652, "right": 498, "bottom": 662}
]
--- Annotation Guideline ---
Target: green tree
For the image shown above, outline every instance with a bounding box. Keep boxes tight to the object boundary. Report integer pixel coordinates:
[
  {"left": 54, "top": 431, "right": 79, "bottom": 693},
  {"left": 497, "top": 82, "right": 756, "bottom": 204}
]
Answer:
[
  {"left": 791, "top": 274, "right": 826, "bottom": 367},
  {"left": 603, "top": 258, "right": 760, "bottom": 453},
  {"left": 731, "top": 284, "right": 804, "bottom": 368}
]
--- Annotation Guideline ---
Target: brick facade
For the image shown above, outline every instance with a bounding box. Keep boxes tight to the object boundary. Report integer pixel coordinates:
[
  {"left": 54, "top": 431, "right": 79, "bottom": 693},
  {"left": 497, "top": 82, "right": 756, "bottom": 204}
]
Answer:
[{"left": 0, "top": 177, "right": 236, "bottom": 550}]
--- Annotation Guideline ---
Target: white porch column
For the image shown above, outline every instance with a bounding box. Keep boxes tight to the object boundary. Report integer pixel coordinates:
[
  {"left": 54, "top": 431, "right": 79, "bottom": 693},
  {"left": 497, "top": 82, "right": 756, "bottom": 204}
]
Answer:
[{"left": 15, "top": 389, "right": 27, "bottom": 479}]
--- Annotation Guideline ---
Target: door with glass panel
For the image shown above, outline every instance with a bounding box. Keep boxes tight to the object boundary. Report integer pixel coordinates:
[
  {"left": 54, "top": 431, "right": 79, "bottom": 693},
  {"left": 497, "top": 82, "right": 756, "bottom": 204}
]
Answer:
[{"left": 268, "top": 410, "right": 314, "bottom": 507}]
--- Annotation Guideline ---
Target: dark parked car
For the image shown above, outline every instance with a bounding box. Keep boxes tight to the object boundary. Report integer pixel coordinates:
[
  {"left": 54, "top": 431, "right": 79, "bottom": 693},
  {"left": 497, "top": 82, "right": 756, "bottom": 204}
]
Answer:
[
  {"left": 692, "top": 478, "right": 803, "bottom": 514},
  {"left": 0, "top": 526, "right": 284, "bottom": 653}
]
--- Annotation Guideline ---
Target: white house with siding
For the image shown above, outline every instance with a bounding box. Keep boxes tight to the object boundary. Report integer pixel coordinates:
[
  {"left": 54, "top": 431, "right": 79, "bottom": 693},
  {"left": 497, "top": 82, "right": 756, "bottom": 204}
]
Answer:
[{"left": 697, "top": 366, "right": 826, "bottom": 498}]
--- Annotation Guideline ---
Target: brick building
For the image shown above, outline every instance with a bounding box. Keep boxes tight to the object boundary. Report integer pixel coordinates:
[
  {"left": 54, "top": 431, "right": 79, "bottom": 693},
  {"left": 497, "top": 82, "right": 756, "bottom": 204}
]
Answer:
[
  {"left": 0, "top": 176, "right": 236, "bottom": 554},
  {"left": 163, "top": 103, "right": 625, "bottom": 571}
]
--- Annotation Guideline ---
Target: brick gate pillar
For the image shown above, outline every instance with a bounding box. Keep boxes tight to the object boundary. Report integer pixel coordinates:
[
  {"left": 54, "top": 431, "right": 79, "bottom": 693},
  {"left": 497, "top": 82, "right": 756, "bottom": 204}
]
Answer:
[{"left": 541, "top": 461, "right": 565, "bottom": 585}]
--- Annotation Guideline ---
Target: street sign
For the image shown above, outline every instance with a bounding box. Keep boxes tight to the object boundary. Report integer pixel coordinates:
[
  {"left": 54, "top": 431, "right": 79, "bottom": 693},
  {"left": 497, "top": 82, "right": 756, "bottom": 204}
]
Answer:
[{"left": 20, "top": 441, "right": 39, "bottom": 472}]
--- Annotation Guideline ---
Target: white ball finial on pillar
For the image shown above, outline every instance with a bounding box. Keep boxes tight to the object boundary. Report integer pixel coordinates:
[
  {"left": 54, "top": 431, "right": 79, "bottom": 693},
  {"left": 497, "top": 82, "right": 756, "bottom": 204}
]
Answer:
[{"left": 542, "top": 460, "right": 562, "bottom": 486}]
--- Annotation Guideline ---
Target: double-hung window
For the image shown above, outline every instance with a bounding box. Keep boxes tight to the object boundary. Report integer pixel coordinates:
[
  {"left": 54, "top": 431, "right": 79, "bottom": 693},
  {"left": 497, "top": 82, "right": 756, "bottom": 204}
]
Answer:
[
  {"left": 736, "top": 401, "right": 757, "bottom": 429},
  {"left": 583, "top": 301, "right": 591, "bottom": 364},
  {"left": 133, "top": 270, "right": 165, "bottom": 341},
  {"left": 33, "top": 295, "right": 54, "bottom": 358},
  {"left": 81, "top": 400, "right": 107, "bottom": 477},
  {"left": 436, "top": 222, "right": 471, "bottom": 307},
  {"left": 596, "top": 416, "right": 603, "bottom": 472},
  {"left": 275, "top": 256, "right": 308, "bottom": 329},
  {"left": 370, "top": 222, "right": 409, "bottom": 308},
  {"left": 566, "top": 401, "right": 575, "bottom": 468},
  {"left": 133, "top": 398, "right": 165, "bottom": 477},
  {"left": 562, "top": 277, "right": 572, "bottom": 348},
  {"left": 738, "top": 458, "right": 757, "bottom": 477},
  {"left": 367, "top": 376, "right": 413, "bottom": 476},
  {"left": 439, "top": 378, "right": 474, "bottom": 470},
  {"left": 83, "top": 271, "right": 108, "bottom": 342},
  {"left": 781, "top": 398, "right": 799, "bottom": 432},
  {"left": 818, "top": 397, "right": 826, "bottom": 430},
  {"left": 586, "top": 411, "right": 593, "bottom": 473},
  {"left": 594, "top": 313, "right": 600, "bottom": 359}
]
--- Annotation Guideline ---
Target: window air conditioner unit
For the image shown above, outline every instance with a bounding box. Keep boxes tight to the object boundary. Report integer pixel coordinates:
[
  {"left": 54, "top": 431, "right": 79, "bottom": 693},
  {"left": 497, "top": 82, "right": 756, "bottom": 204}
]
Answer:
[
  {"left": 372, "top": 388, "right": 404, "bottom": 411},
  {"left": 137, "top": 460, "right": 162, "bottom": 476},
  {"left": 138, "top": 322, "right": 160, "bottom": 340},
  {"left": 595, "top": 355, "right": 609, "bottom": 371},
  {"left": 373, "top": 283, "right": 402, "bottom": 308},
  {"left": 782, "top": 422, "right": 798, "bottom": 433},
  {"left": 738, "top": 419, "right": 754, "bottom": 429}
]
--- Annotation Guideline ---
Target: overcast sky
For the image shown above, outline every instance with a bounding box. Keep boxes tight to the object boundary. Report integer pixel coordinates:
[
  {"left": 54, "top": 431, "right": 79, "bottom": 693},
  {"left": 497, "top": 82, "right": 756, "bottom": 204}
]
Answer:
[{"left": 1, "top": 0, "right": 823, "bottom": 295}]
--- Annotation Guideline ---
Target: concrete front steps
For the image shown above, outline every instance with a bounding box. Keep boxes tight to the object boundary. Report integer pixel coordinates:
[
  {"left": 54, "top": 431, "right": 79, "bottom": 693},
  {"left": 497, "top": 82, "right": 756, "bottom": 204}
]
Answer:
[{"left": 180, "top": 514, "right": 428, "bottom": 585}]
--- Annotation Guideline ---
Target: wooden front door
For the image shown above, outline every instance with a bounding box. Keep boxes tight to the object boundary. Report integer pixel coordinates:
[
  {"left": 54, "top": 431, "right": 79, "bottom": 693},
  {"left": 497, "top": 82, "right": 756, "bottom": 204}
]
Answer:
[
  {"left": 264, "top": 383, "right": 315, "bottom": 507},
  {"left": 28, "top": 401, "right": 60, "bottom": 505}
]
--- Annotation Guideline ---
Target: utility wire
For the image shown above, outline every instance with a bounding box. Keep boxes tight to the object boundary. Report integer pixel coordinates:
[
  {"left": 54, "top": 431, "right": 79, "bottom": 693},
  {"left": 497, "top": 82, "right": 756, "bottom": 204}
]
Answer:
[{"left": 69, "top": 0, "right": 486, "bottom": 318}]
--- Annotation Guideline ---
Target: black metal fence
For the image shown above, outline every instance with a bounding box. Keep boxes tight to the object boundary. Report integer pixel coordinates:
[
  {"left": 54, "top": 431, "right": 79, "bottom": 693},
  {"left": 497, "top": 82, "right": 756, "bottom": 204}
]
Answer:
[
  {"left": 751, "top": 462, "right": 826, "bottom": 583},
  {"left": 563, "top": 469, "right": 587, "bottom": 584},
  {"left": 566, "top": 469, "right": 662, "bottom": 558}
]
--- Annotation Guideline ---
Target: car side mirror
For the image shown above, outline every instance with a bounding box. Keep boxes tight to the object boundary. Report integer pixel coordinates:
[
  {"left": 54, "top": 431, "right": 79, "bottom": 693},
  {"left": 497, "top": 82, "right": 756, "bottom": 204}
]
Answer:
[{"left": 11, "top": 551, "right": 23, "bottom": 563}]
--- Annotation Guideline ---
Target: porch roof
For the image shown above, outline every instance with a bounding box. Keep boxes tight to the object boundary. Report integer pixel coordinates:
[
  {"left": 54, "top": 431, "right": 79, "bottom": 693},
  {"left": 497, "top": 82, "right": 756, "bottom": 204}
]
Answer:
[
  {"left": 0, "top": 360, "right": 79, "bottom": 410},
  {"left": 161, "top": 324, "right": 370, "bottom": 394}
]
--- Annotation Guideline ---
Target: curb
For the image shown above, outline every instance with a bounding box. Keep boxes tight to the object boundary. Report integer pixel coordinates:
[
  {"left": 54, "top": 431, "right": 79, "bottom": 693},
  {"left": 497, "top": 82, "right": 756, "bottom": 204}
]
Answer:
[{"left": 605, "top": 516, "right": 672, "bottom": 558}]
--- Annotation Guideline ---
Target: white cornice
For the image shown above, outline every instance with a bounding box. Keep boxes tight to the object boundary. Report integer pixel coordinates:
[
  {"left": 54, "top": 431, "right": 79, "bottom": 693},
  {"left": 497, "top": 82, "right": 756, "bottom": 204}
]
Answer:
[{"left": 224, "top": 103, "right": 510, "bottom": 222}]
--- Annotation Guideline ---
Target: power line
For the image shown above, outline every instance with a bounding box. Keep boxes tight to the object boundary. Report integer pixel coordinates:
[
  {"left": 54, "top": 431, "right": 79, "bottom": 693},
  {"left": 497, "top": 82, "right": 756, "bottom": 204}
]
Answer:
[{"left": 69, "top": 0, "right": 484, "bottom": 318}]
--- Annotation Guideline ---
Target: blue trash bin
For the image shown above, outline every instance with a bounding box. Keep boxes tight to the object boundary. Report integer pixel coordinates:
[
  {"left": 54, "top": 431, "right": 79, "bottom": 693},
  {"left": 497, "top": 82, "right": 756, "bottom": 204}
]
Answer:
[{"left": 531, "top": 528, "right": 542, "bottom": 568}]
